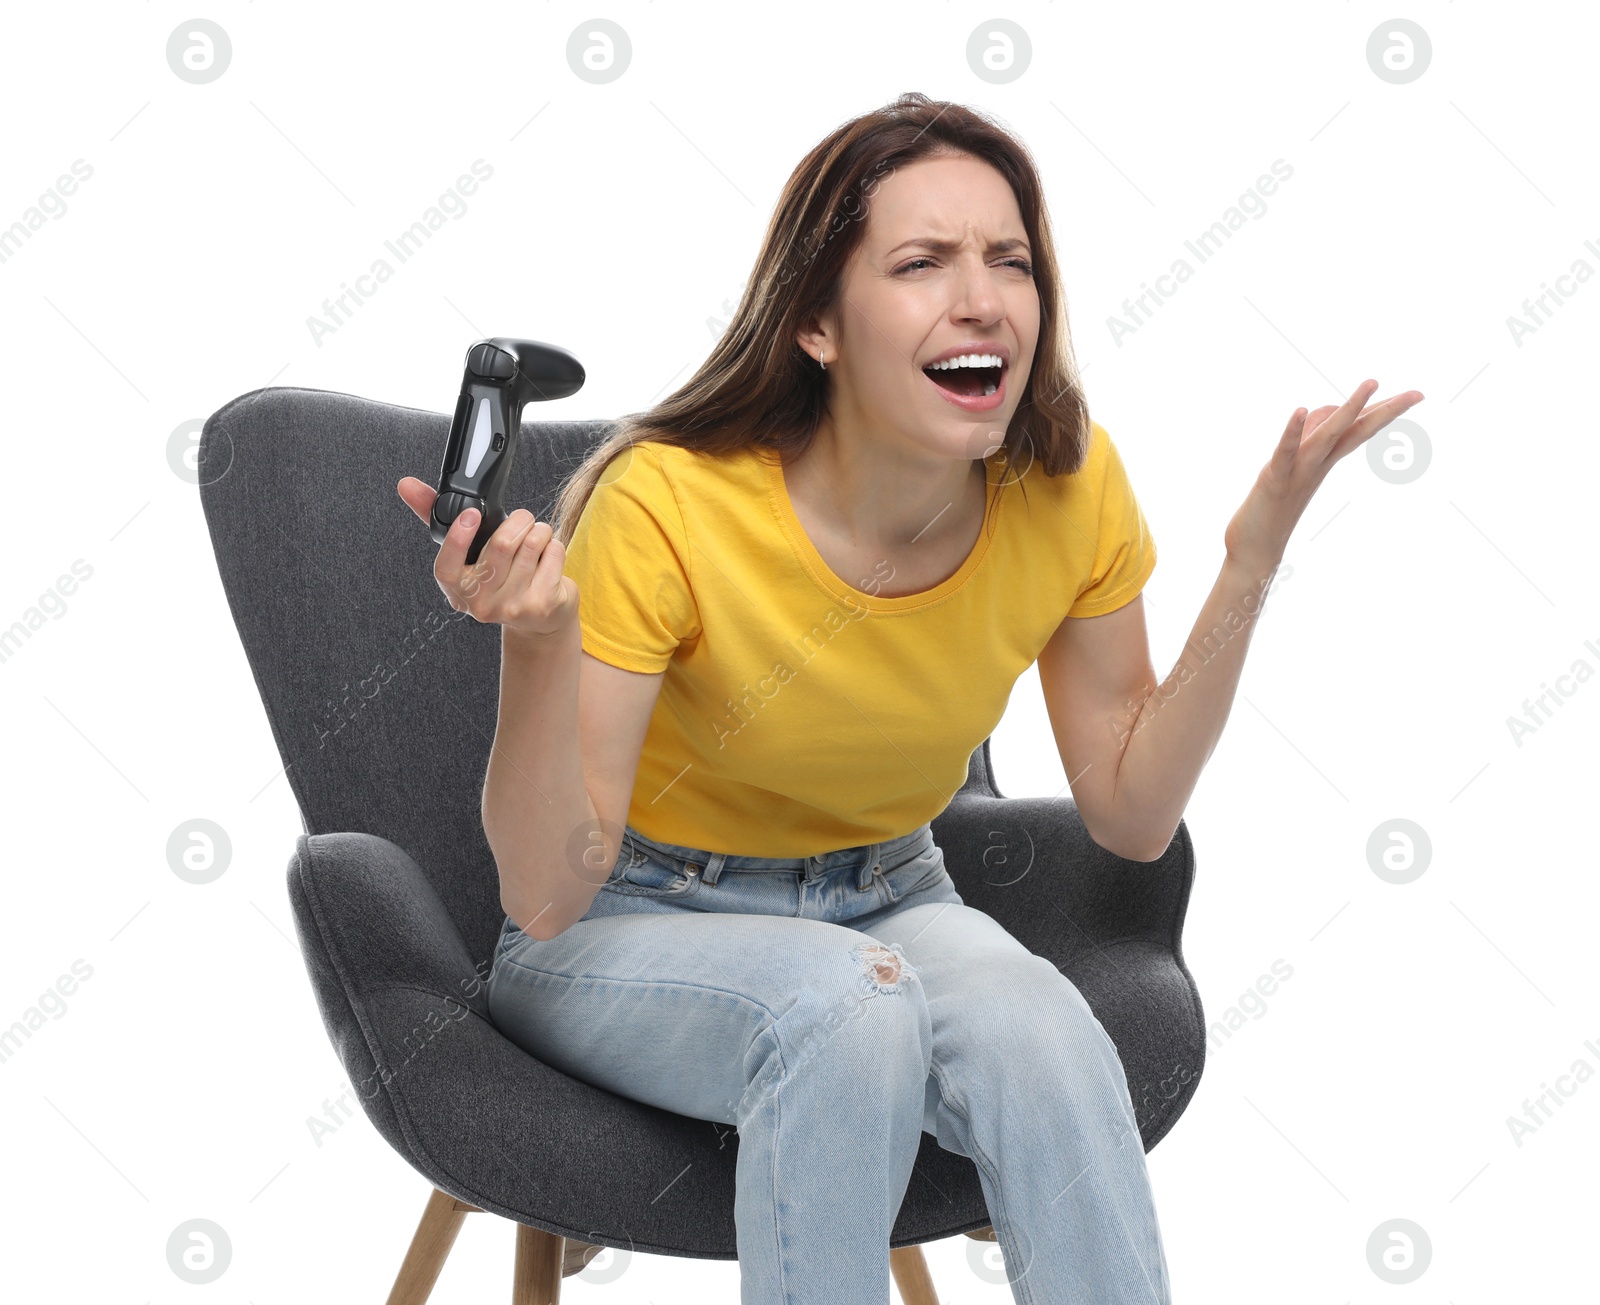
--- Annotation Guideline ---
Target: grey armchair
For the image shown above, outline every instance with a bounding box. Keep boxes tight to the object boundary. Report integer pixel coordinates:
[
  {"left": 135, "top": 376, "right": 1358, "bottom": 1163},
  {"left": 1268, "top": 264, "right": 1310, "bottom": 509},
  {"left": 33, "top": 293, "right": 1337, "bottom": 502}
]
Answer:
[{"left": 197, "top": 384, "right": 1207, "bottom": 1304}]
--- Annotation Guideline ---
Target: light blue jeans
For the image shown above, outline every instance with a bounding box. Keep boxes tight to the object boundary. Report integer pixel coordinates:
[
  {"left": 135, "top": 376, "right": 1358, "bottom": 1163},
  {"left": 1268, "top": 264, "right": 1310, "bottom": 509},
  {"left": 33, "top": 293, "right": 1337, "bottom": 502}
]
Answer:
[{"left": 487, "top": 820, "right": 1173, "bottom": 1305}]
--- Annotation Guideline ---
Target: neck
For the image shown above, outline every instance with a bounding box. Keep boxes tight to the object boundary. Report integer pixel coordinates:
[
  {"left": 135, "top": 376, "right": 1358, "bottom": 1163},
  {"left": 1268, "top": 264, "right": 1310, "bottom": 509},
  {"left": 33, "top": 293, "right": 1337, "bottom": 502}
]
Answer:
[{"left": 790, "top": 415, "right": 986, "bottom": 550}]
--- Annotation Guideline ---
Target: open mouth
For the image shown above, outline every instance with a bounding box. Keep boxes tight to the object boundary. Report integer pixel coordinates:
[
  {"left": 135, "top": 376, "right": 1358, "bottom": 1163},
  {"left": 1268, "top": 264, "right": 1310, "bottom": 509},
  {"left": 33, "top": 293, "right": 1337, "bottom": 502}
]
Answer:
[
  {"left": 921, "top": 355, "right": 1007, "bottom": 407},
  {"left": 923, "top": 363, "right": 1003, "bottom": 397}
]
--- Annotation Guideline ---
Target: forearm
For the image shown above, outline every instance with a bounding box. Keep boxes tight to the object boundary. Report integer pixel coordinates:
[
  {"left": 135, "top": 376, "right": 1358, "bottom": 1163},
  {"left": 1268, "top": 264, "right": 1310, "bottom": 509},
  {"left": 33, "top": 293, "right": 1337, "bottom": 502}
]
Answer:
[
  {"left": 481, "top": 620, "right": 606, "bottom": 939},
  {"left": 1099, "top": 552, "right": 1284, "bottom": 860}
]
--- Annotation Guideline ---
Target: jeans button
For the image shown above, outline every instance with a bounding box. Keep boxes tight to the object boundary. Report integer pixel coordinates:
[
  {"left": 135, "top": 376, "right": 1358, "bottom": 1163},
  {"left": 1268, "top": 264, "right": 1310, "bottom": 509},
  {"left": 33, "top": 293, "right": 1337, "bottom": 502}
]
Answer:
[{"left": 685, "top": 863, "right": 700, "bottom": 876}]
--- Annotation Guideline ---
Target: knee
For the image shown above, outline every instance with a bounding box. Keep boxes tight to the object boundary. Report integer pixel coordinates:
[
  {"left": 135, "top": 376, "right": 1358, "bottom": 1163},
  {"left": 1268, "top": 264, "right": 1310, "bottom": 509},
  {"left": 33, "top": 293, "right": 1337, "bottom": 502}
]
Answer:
[
  {"left": 854, "top": 939, "right": 912, "bottom": 992},
  {"left": 762, "top": 939, "right": 931, "bottom": 1079},
  {"left": 826, "top": 939, "right": 928, "bottom": 1044},
  {"left": 798, "top": 938, "right": 922, "bottom": 1011}
]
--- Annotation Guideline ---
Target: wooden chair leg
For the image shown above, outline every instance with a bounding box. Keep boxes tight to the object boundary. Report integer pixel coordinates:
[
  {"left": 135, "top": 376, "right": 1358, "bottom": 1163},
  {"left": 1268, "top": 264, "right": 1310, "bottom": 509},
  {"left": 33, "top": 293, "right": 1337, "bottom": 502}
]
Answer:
[
  {"left": 561, "top": 1239, "right": 603, "bottom": 1277},
  {"left": 386, "top": 1188, "right": 480, "bottom": 1305},
  {"left": 384, "top": 1186, "right": 969, "bottom": 1303},
  {"left": 513, "top": 1223, "right": 567, "bottom": 1304},
  {"left": 890, "top": 1243, "right": 940, "bottom": 1305}
]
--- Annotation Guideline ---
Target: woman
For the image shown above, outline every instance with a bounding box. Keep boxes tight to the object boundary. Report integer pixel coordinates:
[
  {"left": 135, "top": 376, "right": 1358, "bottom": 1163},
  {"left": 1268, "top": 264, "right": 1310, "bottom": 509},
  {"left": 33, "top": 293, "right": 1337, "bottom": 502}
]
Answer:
[{"left": 398, "top": 91, "right": 1421, "bottom": 1305}]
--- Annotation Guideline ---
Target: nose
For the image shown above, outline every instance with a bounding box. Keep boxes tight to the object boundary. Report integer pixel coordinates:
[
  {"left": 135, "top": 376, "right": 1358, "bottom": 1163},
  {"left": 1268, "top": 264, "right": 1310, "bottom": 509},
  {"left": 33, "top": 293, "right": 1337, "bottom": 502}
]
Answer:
[{"left": 948, "top": 254, "right": 1006, "bottom": 322}]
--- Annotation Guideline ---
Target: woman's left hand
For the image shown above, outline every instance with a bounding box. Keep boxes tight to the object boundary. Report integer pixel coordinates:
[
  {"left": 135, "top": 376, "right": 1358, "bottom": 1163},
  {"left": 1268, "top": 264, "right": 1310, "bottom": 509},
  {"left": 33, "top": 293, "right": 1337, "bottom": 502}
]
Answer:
[{"left": 1224, "top": 378, "right": 1425, "bottom": 573}]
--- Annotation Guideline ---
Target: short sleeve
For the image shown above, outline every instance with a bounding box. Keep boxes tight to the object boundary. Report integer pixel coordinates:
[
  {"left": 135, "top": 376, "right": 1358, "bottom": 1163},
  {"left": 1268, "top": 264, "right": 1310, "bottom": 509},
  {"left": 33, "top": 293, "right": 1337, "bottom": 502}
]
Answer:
[
  {"left": 1066, "top": 425, "right": 1158, "bottom": 618},
  {"left": 562, "top": 443, "right": 701, "bottom": 673}
]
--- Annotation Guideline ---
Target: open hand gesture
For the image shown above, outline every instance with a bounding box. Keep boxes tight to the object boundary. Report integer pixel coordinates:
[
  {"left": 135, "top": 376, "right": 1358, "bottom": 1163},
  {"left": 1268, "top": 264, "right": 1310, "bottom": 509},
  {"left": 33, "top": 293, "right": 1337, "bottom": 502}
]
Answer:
[{"left": 1225, "top": 379, "right": 1425, "bottom": 573}]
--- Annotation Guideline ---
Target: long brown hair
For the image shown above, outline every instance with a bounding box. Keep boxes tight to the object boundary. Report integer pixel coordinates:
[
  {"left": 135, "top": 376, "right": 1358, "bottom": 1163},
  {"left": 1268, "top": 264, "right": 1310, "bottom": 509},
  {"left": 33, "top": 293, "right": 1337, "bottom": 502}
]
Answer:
[{"left": 549, "top": 90, "right": 1091, "bottom": 545}]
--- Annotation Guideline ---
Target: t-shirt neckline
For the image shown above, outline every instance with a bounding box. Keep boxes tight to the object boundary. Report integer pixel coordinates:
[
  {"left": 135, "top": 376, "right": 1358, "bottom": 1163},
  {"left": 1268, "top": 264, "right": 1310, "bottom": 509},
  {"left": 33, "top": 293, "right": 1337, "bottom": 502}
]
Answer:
[{"left": 759, "top": 444, "right": 1005, "bottom": 612}]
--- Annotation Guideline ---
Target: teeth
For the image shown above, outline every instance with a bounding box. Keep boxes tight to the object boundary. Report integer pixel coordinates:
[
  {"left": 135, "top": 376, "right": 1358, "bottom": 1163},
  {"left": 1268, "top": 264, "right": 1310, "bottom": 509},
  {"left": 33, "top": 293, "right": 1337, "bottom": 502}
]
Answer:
[
  {"left": 925, "top": 352, "right": 1003, "bottom": 371},
  {"left": 983, "top": 382, "right": 997, "bottom": 396}
]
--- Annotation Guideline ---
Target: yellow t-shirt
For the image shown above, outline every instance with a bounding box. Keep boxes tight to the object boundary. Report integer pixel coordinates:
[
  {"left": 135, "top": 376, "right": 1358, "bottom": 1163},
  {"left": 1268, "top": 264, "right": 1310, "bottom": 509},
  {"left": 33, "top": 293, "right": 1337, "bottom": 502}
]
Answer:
[{"left": 562, "top": 420, "right": 1156, "bottom": 857}]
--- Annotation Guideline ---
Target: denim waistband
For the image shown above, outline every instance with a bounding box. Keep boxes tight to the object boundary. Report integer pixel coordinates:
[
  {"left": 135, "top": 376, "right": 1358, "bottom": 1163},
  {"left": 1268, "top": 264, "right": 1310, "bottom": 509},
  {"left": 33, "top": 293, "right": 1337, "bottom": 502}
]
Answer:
[{"left": 622, "top": 822, "right": 934, "bottom": 890}]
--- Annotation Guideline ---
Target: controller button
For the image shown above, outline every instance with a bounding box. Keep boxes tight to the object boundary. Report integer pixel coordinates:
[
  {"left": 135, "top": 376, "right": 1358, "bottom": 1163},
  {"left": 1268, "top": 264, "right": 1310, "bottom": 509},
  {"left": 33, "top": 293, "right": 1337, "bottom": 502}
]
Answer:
[
  {"left": 436, "top": 491, "right": 481, "bottom": 524},
  {"left": 467, "top": 343, "right": 516, "bottom": 379}
]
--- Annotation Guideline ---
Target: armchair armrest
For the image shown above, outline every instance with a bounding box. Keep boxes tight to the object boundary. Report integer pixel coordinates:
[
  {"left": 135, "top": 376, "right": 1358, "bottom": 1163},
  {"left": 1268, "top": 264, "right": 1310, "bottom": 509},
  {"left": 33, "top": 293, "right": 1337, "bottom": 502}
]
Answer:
[
  {"left": 287, "top": 832, "right": 490, "bottom": 1092},
  {"left": 932, "top": 792, "right": 1197, "bottom": 969}
]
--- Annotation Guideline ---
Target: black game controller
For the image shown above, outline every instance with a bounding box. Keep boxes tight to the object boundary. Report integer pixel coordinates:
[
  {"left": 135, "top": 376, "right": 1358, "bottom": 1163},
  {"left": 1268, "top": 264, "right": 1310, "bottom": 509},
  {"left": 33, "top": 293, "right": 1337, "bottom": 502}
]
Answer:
[{"left": 430, "top": 337, "right": 586, "bottom": 564}]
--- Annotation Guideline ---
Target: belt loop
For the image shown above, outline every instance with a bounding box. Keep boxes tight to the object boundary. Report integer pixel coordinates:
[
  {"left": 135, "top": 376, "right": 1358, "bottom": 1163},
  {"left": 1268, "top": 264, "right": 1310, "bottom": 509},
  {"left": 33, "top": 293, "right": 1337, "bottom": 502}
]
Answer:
[
  {"left": 702, "top": 851, "right": 727, "bottom": 886},
  {"left": 857, "top": 842, "right": 881, "bottom": 891}
]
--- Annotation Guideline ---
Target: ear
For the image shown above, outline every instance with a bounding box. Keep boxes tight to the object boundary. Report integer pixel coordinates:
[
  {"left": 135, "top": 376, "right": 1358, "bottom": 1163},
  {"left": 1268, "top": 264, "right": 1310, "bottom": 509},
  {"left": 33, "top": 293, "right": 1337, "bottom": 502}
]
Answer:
[{"left": 794, "top": 317, "right": 834, "bottom": 366}]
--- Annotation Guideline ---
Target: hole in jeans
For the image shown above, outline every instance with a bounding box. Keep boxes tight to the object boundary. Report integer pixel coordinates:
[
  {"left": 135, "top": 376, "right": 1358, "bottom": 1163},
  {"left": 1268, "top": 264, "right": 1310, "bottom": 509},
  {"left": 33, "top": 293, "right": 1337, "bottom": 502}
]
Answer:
[{"left": 855, "top": 940, "right": 910, "bottom": 990}]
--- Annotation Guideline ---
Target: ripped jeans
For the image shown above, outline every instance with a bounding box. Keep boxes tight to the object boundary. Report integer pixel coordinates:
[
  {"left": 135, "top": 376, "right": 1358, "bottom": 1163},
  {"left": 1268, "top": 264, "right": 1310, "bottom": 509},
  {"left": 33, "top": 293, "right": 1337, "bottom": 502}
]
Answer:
[{"left": 487, "top": 821, "right": 1173, "bottom": 1305}]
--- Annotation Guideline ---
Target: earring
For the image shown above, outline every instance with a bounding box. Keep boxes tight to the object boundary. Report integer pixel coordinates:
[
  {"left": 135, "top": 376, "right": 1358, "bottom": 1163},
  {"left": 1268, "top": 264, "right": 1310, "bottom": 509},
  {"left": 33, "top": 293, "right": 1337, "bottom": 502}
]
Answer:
[{"left": 819, "top": 349, "right": 826, "bottom": 370}]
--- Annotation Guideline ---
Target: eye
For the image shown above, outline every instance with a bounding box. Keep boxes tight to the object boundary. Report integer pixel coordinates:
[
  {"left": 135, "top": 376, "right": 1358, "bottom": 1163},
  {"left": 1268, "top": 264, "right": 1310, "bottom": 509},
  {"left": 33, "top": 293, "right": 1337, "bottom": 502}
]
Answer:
[{"left": 893, "top": 256, "right": 1035, "bottom": 276}]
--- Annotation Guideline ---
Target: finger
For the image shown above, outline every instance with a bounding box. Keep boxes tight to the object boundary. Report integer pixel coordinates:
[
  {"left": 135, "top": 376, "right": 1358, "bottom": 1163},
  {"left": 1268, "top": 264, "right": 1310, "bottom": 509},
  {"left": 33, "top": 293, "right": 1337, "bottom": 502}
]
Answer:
[
  {"left": 1331, "top": 389, "right": 1425, "bottom": 460},
  {"left": 456, "top": 511, "right": 542, "bottom": 606},
  {"left": 1339, "top": 378, "right": 1380, "bottom": 415},
  {"left": 501, "top": 518, "right": 557, "bottom": 602},
  {"left": 1306, "top": 379, "right": 1379, "bottom": 452},
  {"left": 529, "top": 532, "right": 576, "bottom": 621},
  {"left": 1297, "top": 380, "right": 1384, "bottom": 467},
  {"left": 536, "top": 539, "right": 576, "bottom": 616},
  {"left": 434, "top": 504, "right": 486, "bottom": 593},
  {"left": 471, "top": 510, "right": 541, "bottom": 585},
  {"left": 1272, "top": 408, "right": 1308, "bottom": 467},
  {"left": 396, "top": 477, "right": 437, "bottom": 526},
  {"left": 1302, "top": 404, "right": 1340, "bottom": 433}
]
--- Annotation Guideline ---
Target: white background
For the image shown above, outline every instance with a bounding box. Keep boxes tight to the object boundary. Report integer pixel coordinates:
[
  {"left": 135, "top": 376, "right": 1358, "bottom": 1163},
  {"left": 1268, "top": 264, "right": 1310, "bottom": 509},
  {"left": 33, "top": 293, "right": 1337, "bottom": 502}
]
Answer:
[{"left": 2, "top": 1, "right": 1595, "bottom": 1301}]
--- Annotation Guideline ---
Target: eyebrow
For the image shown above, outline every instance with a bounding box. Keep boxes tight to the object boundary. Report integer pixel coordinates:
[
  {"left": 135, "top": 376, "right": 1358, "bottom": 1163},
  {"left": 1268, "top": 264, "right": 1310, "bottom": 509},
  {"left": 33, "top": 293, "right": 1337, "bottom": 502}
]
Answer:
[{"left": 884, "top": 235, "right": 1032, "bottom": 257}]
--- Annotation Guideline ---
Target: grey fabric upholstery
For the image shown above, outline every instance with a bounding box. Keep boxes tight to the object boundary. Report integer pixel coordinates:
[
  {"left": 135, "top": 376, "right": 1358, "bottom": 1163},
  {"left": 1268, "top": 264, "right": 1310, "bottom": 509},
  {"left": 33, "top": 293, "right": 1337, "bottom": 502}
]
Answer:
[{"left": 198, "top": 385, "right": 1207, "bottom": 1259}]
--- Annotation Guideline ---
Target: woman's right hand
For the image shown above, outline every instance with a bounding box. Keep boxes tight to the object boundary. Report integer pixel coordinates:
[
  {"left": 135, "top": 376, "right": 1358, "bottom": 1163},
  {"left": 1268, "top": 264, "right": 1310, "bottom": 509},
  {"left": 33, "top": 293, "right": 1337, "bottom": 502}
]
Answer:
[{"left": 396, "top": 477, "right": 578, "bottom": 646}]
